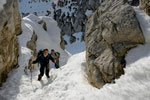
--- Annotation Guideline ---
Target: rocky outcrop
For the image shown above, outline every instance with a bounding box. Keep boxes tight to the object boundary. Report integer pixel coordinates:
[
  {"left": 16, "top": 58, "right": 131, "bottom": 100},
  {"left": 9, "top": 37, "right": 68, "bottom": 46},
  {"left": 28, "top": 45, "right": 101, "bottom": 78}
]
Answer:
[
  {"left": 27, "top": 31, "right": 37, "bottom": 56},
  {"left": 38, "top": 20, "right": 47, "bottom": 31},
  {"left": 60, "top": 34, "right": 65, "bottom": 50},
  {"left": 0, "top": 0, "right": 21, "bottom": 86},
  {"left": 139, "top": 0, "right": 150, "bottom": 16},
  {"left": 55, "top": 0, "right": 101, "bottom": 36},
  {"left": 85, "top": 0, "right": 145, "bottom": 88}
]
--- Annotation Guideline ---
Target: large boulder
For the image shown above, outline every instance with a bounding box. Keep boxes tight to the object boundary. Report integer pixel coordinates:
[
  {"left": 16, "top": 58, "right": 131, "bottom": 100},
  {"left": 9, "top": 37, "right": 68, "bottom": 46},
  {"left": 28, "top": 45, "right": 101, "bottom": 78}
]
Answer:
[
  {"left": 0, "top": 0, "right": 21, "bottom": 86},
  {"left": 85, "top": 0, "right": 145, "bottom": 88},
  {"left": 139, "top": 0, "right": 150, "bottom": 16}
]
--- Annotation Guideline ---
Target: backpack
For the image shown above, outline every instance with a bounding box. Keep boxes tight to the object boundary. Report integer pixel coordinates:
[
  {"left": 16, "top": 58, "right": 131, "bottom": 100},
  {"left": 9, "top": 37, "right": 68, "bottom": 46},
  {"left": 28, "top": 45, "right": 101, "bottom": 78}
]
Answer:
[
  {"left": 37, "top": 49, "right": 43, "bottom": 65},
  {"left": 55, "top": 52, "right": 60, "bottom": 58},
  {"left": 37, "top": 49, "right": 43, "bottom": 57},
  {"left": 37, "top": 50, "right": 52, "bottom": 65}
]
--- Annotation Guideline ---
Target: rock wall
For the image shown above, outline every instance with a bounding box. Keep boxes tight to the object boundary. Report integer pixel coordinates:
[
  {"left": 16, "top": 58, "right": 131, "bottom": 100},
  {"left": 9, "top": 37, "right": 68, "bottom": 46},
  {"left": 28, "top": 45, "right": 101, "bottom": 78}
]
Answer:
[
  {"left": 139, "top": 0, "right": 150, "bottom": 16},
  {"left": 85, "top": 0, "right": 145, "bottom": 88},
  {"left": 0, "top": 0, "right": 21, "bottom": 86}
]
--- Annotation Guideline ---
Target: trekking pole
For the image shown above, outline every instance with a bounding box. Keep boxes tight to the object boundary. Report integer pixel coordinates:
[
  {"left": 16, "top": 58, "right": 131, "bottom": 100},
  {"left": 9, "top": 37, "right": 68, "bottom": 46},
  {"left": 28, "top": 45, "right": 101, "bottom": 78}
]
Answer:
[
  {"left": 28, "top": 58, "right": 35, "bottom": 91},
  {"left": 30, "top": 69, "right": 32, "bottom": 83},
  {"left": 30, "top": 64, "right": 35, "bottom": 91}
]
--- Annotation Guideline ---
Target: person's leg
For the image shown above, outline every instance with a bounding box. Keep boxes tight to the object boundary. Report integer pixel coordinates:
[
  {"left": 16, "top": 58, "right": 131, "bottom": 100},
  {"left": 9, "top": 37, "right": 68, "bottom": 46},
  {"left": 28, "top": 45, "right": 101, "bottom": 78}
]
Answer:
[
  {"left": 45, "top": 64, "right": 50, "bottom": 78},
  {"left": 55, "top": 60, "right": 59, "bottom": 69},
  {"left": 38, "top": 65, "right": 44, "bottom": 81}
]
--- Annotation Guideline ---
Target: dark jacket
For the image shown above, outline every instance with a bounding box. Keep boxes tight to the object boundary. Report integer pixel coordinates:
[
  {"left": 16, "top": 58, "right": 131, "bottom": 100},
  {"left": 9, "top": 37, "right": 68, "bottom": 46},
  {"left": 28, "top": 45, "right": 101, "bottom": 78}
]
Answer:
[{"left": 33, "top": 53, "right": 54, "bottom": 66}]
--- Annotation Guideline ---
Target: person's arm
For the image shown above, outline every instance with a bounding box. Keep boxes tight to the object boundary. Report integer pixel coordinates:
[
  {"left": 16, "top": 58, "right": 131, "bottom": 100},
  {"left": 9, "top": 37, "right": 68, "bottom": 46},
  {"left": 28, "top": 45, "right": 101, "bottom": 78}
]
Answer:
[
  {"left": 49, "top": 54, "right": 56, "bottom": 63},
  {"left": 32, "top": 56, "right": 40, "bottom": 64}
]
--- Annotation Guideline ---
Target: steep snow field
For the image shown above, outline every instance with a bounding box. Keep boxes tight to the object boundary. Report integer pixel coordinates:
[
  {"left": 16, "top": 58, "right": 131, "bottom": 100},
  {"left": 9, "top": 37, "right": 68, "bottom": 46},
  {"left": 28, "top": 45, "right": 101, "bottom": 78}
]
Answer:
[{"left": 0, "top": 8, "right": 150, "bottom": 100}]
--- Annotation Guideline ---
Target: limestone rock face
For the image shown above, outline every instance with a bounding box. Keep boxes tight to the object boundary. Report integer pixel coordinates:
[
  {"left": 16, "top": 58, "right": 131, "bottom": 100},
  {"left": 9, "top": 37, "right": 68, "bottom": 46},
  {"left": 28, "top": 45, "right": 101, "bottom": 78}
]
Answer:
[
  {"left": 0, "top": 0, "right": 21, "bottom": 86},
  {"left": 140, "top": 0, "right": 150, "bottom": 16},
  {"left": 27, "top": 31, "right": 37, "bottom": 56},
  {"left": 60, "top": 34, "right": 65, "bottom": 50},
  {"left": 85, "top": 0, "right": 145, "bottom": 88}
]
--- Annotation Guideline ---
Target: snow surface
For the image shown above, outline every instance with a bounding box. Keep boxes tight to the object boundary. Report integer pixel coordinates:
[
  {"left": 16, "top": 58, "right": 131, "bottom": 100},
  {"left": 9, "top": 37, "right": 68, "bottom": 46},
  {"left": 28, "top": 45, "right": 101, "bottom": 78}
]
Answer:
[
  {"left": 64, "top": 32, "right": 85, "bottom": 54},
  {"left": 0, "top": 7, "right": 150, "bottom": 100}
]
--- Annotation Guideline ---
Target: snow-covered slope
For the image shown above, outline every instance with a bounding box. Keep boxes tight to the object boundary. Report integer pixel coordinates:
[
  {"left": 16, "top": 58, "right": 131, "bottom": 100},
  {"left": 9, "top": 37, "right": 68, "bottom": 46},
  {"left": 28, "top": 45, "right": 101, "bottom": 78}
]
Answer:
[
  {"left": 64, "top": 32, "right": 85, "bottom": 54},
  {"left": 0, "top": 7, "right": 150, "bottom": 100}
]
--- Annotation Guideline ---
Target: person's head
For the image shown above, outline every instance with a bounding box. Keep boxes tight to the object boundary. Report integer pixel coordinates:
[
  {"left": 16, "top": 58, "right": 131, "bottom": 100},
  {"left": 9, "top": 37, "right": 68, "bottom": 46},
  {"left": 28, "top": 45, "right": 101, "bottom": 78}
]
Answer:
[
  {"left": 43, "top": 48, "right": 49, "bottom": 57},
  {"left": 51, "top": 49, "right": 55, "bottom": 54}
]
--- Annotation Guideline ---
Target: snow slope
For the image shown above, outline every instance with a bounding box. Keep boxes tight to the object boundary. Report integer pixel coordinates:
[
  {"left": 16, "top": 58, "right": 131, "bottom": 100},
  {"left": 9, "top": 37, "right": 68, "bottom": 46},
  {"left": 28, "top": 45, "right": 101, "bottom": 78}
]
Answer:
[
  {"left": 0, "top": 7, "right": 150, "bottom": 100},
  {"left": 64, "top": 32, "right": 85, "bottom": 54}
]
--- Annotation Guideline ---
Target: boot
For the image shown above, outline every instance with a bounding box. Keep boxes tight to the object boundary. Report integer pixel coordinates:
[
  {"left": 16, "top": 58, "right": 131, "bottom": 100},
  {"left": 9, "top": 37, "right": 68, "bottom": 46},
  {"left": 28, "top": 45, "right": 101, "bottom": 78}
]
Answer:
[
  {"left": 38, "top": 74, "right": 42, "bottom": 81},
  {"left": 46, "top": 75, "right": 50, "bottom": 78}
]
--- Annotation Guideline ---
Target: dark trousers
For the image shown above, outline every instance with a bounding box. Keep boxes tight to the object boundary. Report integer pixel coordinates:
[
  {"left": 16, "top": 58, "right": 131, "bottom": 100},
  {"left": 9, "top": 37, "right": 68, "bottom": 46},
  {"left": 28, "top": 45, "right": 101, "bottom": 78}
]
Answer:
[
  {"left": 39, "top": 64, "right": 49, "bottom": 77},
  {"left": 55, "top": 60, "right": 59, "bottom": 69}
]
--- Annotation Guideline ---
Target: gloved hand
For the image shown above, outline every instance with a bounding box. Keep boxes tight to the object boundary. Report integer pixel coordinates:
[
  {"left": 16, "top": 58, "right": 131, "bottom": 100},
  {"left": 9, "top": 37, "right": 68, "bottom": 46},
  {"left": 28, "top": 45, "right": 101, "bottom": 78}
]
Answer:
[
  {"left": 29, "top": 59, "right": 32, "bottom": 64},
  {"left": 54, "top": 59, "right": 57, "bottom": 63}
]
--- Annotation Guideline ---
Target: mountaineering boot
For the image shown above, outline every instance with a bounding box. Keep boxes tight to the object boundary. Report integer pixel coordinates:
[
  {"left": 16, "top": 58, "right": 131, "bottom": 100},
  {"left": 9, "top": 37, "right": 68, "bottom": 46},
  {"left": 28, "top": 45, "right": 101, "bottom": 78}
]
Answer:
[
  {"left": 38, "top": 74, "right": 42, "bottom": 81},
  {"left": 46, "top": 75, "right": 50, "bottom": 78}
]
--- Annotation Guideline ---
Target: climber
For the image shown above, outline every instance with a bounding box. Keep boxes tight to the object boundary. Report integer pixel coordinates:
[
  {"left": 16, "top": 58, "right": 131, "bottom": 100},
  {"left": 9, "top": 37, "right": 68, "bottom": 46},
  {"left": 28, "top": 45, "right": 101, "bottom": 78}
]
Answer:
[
  {"left": 50, "top": 49, "right": 60, "bottom": 69},
  {"left": 30, "top": 48, "right": 55, "bottom": 81}
]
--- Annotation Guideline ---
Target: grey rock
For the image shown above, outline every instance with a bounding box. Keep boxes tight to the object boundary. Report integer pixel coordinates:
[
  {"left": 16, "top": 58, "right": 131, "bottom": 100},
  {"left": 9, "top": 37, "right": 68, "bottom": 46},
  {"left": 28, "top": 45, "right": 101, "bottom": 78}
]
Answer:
[
  {"left": 38, "top": 20, "right": 47, "bottom": 31},
  {"left": 27, "top": 31, "right": 38, "bottom": 56},
  {"left": 70, "top": 35, "right": 76, "bottom": 44},
  {"left": 60, "top": 33, "right": 65, "bottom": 50},
  {"left": 85, "top": 0, "right": 145, "bottom": 88},
  {"left": 0, "top": 0, "right": 21, "bottom": 86}
]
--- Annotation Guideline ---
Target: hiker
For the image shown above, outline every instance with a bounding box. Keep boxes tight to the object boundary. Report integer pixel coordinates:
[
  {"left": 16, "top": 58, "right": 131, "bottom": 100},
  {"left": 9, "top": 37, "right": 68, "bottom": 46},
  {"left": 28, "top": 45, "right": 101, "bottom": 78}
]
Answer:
[
  {"left": 50, "top": 49, "right": 60, "bottom": 69},
  {"left": 30, "top": 48, "right": 55, "bottom": 81}
]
